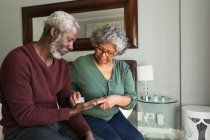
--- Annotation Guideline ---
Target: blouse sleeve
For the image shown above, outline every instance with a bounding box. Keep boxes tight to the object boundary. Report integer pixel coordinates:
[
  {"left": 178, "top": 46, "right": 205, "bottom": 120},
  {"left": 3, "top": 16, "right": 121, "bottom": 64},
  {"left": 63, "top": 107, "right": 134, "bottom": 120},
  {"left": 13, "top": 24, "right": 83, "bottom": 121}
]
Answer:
[{"left": 121, "top": 63, "right": 137, "bottom": 110}]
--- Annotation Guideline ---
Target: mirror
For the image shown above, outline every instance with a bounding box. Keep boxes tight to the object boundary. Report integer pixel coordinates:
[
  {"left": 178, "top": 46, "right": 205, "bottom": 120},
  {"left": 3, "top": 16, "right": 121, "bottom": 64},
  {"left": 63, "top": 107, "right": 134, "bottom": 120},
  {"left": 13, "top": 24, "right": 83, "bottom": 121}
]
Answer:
[
  {"left": 32, "top": 8, "right": 124, "bottom": 40},
  {"left": 22, "top": 0, "right": 137, "bottom": 51}
]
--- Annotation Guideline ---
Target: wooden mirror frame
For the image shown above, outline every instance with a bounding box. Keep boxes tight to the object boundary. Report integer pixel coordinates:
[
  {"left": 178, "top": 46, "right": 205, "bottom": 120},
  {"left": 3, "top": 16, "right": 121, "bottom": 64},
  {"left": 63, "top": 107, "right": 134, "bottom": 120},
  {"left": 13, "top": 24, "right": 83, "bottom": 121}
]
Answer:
[{"left": 22, "top": 0, "right": 138, "bottom": 51}]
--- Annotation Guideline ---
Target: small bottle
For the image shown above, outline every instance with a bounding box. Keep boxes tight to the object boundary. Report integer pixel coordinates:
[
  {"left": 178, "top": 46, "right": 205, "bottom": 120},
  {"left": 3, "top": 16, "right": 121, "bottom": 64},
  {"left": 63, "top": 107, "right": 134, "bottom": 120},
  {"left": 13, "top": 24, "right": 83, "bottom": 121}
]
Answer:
[
  {"left": 161, "top": 96, "right": 166, "bottom": 102},
  {"left": 76, "top": 97, "right": 85, "bottom": 103},
  {"left": 154, "top": 94, "right": 159, "bottom": 102}
]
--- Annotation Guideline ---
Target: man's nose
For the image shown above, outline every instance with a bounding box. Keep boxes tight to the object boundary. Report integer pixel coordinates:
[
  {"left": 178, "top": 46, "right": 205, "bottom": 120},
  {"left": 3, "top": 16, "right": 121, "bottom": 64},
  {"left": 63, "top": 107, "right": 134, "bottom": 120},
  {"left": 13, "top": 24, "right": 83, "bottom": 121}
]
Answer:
[{"left": 68, "top": 42, "right": 74, "bottom": 50}]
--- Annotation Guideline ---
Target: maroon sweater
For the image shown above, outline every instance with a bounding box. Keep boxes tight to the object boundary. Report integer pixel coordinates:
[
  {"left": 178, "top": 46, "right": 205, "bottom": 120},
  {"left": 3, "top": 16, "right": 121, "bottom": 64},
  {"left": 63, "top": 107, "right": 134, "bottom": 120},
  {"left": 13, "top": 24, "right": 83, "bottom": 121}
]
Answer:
[{"left": 0, "top": 44, "right": 90, "bottom": 137}]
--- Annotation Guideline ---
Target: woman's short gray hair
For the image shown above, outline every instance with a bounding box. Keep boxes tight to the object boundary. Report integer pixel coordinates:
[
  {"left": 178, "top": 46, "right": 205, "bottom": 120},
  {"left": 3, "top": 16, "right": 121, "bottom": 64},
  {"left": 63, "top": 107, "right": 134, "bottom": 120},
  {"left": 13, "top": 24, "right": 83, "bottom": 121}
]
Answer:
[
  {"left": 43, "top": 11, "right": 80, "bottom": 34},
  {"left": 90, "top": 24, "right": 129, "bottom": 55}
]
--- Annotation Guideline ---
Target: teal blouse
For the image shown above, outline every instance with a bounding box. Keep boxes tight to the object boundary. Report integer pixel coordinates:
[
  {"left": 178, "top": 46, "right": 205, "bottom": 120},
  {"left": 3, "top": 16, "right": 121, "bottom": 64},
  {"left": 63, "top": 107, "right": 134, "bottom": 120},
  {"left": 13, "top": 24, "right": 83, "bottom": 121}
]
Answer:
[{"left": 71, "top": 54, "right": 137, "bottom": 121}]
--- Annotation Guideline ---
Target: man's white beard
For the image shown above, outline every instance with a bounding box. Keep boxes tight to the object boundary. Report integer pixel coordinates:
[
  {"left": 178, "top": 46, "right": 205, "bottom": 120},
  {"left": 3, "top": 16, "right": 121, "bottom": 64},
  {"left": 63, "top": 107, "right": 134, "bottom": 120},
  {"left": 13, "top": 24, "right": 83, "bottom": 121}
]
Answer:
[{"left": 49, "top": 34, "right": 63, "bottom": 59}]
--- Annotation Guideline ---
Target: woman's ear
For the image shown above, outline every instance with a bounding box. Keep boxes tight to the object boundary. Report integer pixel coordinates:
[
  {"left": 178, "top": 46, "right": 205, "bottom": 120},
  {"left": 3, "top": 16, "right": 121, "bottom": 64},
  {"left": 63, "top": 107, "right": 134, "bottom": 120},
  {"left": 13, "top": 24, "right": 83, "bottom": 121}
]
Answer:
[{"left": 50, "top": 27, "right": 59, "bottom": 38}]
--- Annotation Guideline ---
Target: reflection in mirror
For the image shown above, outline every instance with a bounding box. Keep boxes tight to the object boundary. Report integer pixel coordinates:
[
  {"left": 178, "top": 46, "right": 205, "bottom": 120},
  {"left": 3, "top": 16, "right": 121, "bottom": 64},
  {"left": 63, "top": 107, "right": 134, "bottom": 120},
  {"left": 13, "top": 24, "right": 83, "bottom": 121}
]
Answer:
[
  {"left": 22, "top": 0, "right": 137, "bottom": 51},
  {"left": 75, "top": 8, "right": 124, "bottom": 38},
  {"left": 32, "top": 8, "right": 124, "bottom": 41},
  {"left": 32, "top": 17, "right": 46, "bottom": 41}
]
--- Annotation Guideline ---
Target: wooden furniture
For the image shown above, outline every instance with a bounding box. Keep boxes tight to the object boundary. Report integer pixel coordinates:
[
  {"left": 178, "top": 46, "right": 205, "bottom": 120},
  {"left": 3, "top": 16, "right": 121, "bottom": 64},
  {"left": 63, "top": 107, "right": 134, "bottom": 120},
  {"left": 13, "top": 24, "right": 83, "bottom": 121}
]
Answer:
[{"left": 123, "top": 60, "right": 138, "bottom": 128}]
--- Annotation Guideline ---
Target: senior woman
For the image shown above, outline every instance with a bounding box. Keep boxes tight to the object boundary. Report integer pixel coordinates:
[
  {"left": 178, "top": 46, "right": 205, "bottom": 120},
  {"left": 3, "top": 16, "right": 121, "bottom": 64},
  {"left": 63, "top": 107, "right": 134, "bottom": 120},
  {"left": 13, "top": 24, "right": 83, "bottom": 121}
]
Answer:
[{"left": 70, "top": 24, "right": 144, "bottom": 140}]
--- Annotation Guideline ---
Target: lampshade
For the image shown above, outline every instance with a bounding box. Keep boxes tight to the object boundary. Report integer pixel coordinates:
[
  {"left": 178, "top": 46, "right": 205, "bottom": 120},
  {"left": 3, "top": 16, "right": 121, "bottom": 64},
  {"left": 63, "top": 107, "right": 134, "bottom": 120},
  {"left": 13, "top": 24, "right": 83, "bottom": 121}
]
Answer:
[{"left": 137, "top": 65, "right": 154, "bottom": 81}]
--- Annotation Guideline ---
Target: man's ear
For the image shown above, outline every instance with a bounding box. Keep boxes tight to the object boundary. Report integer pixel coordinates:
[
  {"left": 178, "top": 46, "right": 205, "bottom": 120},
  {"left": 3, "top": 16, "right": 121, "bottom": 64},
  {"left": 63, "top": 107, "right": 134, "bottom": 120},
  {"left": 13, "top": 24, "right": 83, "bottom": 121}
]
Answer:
[{"left": 50, "top": 27, "right": 59, "bottom": 38}]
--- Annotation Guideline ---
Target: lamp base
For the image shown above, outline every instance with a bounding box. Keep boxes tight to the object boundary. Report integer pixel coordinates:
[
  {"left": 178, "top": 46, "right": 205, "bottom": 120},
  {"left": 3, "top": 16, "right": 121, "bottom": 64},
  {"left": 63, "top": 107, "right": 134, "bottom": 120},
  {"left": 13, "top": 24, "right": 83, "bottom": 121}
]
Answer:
[{"left": 141, "top": 95, "right": 151, "bottom": 101}]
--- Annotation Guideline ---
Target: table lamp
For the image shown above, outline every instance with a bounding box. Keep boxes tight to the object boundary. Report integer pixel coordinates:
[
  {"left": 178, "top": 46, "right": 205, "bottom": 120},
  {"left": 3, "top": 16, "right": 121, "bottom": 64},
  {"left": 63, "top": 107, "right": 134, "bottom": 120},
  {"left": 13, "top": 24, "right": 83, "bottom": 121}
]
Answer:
[{"left": 137, "top": 65, "right": 154, "bottom": 95}]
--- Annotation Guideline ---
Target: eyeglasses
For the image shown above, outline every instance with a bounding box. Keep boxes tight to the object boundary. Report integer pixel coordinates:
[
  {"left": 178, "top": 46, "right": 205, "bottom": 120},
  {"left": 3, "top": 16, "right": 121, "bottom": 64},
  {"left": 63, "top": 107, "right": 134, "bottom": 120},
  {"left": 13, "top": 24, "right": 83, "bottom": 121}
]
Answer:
[{"left": 95, "top": 47, "right": 116, "bottom": 58}]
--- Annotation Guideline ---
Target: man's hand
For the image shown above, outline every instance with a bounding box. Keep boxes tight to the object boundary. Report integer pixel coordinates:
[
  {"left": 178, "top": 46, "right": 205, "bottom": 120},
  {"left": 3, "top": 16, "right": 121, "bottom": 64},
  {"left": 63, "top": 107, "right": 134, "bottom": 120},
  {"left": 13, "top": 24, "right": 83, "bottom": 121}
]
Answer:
[
  {"left": 82, "top": 130, "right": 95, "bottom": 140},
  {"left": 74, "top": 99, "right": 99, "bottom": 112},
  {"left": 69, "top": 91, "right": 81, "bottom": 107},
  {"left": 69, "top": 92, "right": 99, "bottom": 111},
  {"left": 68, "top": 99, "right": 98, "bottom": 118}
]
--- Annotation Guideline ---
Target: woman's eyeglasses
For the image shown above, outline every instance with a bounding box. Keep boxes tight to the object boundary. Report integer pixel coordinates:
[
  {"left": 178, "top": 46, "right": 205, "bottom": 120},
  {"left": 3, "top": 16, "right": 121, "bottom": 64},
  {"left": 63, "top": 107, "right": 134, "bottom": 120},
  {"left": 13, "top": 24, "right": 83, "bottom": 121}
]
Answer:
[{"left": 95, "top": 47, "right": 116, "bottom": 58}]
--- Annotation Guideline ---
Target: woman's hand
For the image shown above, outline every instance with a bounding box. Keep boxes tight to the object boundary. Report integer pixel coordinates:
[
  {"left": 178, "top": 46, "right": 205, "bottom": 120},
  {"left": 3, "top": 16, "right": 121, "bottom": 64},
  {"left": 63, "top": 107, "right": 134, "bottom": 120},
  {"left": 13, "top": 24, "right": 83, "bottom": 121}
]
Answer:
[
  {"left": 98, "top": 95, "right": 131, "bottom": 110},
  {"left": 97, "top": 95, "right": 120, "bottom": 110}
]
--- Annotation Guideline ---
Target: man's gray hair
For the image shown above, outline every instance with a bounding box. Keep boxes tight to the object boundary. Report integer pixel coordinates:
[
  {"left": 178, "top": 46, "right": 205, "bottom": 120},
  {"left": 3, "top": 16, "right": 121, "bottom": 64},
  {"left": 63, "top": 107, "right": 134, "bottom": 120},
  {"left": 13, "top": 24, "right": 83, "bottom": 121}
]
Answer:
[
  {"left": 43, "top": 11, "right": 79, "bottom": 34},
  {"left": 90, "top": 24, "right": 129, "bottom": 55}
]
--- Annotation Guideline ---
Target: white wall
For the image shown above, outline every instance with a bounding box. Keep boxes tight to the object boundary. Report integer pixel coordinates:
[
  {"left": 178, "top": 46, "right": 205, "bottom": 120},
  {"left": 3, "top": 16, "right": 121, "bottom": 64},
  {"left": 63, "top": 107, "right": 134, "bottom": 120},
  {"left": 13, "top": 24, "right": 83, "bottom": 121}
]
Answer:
[
  {"left": 181, "top": 0, "right": 210, "bottom": 105},
  {"left": 0, "top": 0, "right": 209, "bottom": 129}
]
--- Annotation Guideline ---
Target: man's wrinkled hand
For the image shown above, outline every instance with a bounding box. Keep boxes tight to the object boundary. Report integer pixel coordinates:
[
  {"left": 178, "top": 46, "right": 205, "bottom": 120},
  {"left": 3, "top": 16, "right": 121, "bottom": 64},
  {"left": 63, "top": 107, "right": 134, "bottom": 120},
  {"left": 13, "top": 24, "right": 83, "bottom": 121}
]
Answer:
[
  {"left": 82, "top": 130, "right": 95, "bottom": 140},
  {"left": 74, "top": 99, "right": 99, "bottom": 112},
  {"left": 69, "top": 91, "right": 81, "bottom": 107}
]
